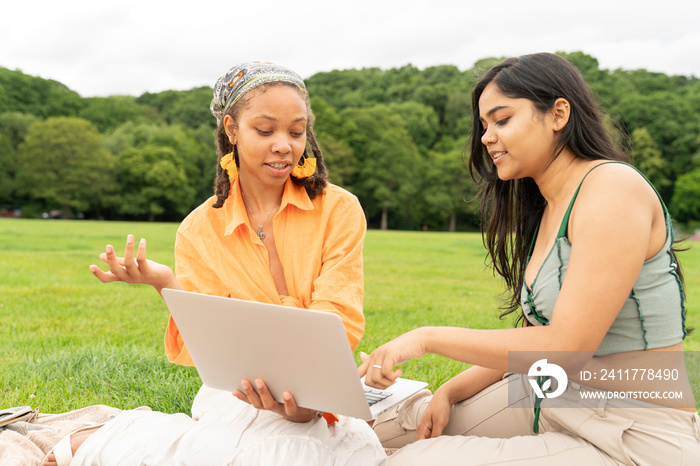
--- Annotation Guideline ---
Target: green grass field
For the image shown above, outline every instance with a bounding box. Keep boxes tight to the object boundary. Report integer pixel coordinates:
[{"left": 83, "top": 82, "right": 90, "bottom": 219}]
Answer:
[{"left": 1, "top": 218, "right": 698, "bottom": 415}]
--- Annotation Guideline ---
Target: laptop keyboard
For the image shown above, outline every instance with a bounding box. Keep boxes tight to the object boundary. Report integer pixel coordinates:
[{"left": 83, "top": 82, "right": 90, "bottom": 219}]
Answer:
[{"left": 364, "top": 388, "right": 392, "bottom": 406}]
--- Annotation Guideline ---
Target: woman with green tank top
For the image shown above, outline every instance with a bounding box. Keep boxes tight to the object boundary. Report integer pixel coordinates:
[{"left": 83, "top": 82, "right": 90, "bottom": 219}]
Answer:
[{"left": 359, "top": 53, "right": 699, "bottom": 465}]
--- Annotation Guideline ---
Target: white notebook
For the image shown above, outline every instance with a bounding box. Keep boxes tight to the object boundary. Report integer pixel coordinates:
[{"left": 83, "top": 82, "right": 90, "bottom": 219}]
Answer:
[{"left": 161, "top": 288, "right": 427, "bottom": 420}]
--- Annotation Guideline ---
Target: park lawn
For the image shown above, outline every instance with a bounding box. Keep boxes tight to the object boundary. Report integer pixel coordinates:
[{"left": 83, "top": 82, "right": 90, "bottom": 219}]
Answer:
[{"left": 0, "top": 218, "right": 698, "bottom": 415}]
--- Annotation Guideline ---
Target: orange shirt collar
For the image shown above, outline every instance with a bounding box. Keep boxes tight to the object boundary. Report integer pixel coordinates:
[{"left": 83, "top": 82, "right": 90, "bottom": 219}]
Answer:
[{"left": 224, "top": 178, "right": 314, "bottom": 236}]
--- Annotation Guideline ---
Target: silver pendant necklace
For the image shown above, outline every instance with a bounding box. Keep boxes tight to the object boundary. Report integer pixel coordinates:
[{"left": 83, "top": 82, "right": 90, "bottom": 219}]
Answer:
[{"left": 241, "top": 192, "right": 280, "bottom": 240}]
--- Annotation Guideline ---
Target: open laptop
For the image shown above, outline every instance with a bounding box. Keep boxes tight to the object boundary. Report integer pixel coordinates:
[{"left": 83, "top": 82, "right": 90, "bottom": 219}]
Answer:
[{"left": 161, "top": 288, "right": 427, "bottom": 420}]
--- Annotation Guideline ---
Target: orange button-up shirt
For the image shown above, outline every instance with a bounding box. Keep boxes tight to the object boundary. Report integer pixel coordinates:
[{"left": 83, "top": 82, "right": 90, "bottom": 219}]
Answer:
[{"left": 164, "top": 178, "right": 367, "bottom": 366}]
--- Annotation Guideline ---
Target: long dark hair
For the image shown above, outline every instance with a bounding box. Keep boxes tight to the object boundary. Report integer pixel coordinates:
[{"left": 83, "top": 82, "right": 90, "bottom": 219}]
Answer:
[
  {"left": 212, "top": 82, "right": 328, "bottom": 208},
  {"left": 467, "top": 53, "right": 629, "bottom": 322}
]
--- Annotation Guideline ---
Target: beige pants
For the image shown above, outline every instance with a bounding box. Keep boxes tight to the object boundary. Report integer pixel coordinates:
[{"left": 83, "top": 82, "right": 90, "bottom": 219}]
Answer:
[{"left": 374, "top": 374, "right": 700, "bottom": 465}]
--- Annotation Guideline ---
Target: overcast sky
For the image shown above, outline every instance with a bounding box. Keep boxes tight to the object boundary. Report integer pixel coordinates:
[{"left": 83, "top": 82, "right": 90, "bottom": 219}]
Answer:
[{"left": 2, "top": 0, "right": 699, "bottom": 98}]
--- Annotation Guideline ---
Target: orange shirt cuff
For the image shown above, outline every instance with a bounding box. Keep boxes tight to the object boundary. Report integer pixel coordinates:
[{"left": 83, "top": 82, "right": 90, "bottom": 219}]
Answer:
[{"left": 322, "top": 412, "right": 339, "bottom": 425}]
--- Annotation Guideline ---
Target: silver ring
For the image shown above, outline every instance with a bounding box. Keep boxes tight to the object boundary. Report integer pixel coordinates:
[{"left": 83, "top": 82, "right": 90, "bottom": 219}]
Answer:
[{"left": 373, "top": 365, "right": 382, "bottom": 369}]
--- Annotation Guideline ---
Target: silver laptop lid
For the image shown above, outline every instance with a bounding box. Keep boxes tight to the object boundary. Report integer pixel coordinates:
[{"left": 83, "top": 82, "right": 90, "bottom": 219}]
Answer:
[{"left": 161, "top": 288, "right": 374, "bottom": 419}]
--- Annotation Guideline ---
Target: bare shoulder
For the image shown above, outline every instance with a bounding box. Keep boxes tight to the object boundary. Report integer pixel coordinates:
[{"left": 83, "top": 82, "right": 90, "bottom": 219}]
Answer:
[
  {"left": 577, "top": 162, "right": 659, "bottom": 208},
  {"left": 570, "top": 162, "right": 664, "bottom": 245}
]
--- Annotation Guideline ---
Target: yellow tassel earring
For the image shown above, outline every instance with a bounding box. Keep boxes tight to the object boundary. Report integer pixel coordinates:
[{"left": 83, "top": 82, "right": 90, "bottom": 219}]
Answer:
[
  {"left": 291, "top": 156, "right": 316, "bottom": 178},
  {"left": 220, "top": 151, "right": 239, "bottom": 180}
]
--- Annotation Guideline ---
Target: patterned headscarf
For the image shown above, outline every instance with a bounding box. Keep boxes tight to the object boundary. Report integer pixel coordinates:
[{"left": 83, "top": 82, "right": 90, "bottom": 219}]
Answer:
[{"left": 210, "top": 62, "right": 306, "bottom": 122}]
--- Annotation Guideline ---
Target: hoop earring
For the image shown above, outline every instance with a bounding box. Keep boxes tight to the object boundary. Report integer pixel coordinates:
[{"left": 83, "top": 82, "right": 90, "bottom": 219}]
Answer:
[
  {"left": 291, "top": 156, "right": 316, "bottom": 179},
  {"left": 220, "top": 149, "right": 239, "bottom": 181}
]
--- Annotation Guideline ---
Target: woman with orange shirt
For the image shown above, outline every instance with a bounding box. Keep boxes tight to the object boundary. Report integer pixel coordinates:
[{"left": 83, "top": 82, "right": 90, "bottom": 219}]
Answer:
[{"left": 42, "top": 63, "right": 384, "bottom": 466}]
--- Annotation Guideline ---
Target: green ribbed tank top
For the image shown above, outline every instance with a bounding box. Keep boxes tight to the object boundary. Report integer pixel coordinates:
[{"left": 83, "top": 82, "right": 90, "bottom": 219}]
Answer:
[{"left": 521, "top": 162, "right": 686, "bottom": 355}]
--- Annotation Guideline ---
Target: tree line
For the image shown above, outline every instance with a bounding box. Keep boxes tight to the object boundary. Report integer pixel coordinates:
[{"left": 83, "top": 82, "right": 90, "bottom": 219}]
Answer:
[{"left": 1, "top": 51, "right": 699, "bottom": 230}]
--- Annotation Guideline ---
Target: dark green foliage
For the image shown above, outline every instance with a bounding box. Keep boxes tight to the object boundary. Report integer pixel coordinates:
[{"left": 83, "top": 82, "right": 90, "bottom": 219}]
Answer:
[
  {"left": 15, "top": 117, "right": 115, "bottom": 218},
  {"left": 341, "top": 105, "right": 422, "bottom": 229},
  {"left": 631, "top": 128, "right": 671, "bottom": 197},
  {"left": 0, "top": 112, "right": 39, "bottom": 207},
  {"left": 0, "top": 68, "right": 82, "bottom": 117},
  {"left": 137, "top": 86, "right": 214, "bottom": 129},
  {"left": 117, "top": 145, "right": 195, "bottom": 221},
  {"left": 105, "top": 121, "right": 214, "bottom": 212},
  {"left": 2, "top": 51, "right": 700, "bottom": 226},
  {"left": 671, "top": 168, "right": 700, "bottom": 223},
  {"left": 0, "top": 132, "right": 14, "bottom": 204},
  {"left": 79, "top": 95, "right": 150, "bottom": 133}
]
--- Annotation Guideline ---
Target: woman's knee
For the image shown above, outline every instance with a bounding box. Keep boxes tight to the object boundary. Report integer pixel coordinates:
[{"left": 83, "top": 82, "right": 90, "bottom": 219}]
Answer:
[{"left": 373, "top": 389, "right": 432, "bottom": 448}]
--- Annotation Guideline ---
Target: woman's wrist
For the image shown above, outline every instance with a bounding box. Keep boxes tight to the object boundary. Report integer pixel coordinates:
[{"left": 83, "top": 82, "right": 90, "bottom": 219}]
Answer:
[
  {"left": 433, "top": 383, "right": 457, "bottom": 406},
  {"left": 414, "top": 326, "right": 438, "bottom": 358},
  {"left": 155, "top": 271, "right": 180, "bottom": 294}
]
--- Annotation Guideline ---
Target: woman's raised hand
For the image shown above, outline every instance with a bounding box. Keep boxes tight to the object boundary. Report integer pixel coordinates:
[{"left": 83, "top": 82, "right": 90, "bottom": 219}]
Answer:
[
  {"left": 90, "top": 234, "right": 177, "bottom": 292},
  {"left": 358, "top": 329, "right": 427, "bottom": 389}
]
